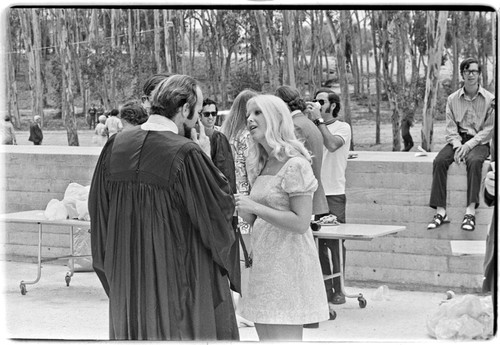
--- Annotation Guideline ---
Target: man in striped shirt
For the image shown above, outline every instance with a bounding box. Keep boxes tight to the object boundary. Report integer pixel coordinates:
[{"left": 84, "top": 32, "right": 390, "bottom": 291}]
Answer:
[{"left": 427, "top": 57, "right": 495, "bottom": 232}]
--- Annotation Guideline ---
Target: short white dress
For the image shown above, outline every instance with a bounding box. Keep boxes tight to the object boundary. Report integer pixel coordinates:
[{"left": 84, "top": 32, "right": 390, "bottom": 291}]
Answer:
[{"left": 240, "top": 156, "right": 329, "bottom": 324}]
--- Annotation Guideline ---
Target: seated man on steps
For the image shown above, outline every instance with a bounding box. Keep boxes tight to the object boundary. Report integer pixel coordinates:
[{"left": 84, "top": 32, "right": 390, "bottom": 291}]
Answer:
[{"left": 427, "top": 57, "right": 495, "bottom": 232}]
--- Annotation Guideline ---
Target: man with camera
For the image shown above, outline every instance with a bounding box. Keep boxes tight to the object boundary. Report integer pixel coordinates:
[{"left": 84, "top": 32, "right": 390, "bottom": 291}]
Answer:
[{"left": 306, "top": 88, "right": 352, "bottom": 306}]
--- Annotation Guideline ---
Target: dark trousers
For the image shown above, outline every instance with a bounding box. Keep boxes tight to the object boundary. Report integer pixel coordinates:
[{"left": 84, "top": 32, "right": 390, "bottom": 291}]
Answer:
[
  {"left": 317, "top": 194, "right": 346, "bottom": 294},
  {"left": 429, "top": 141, "right": 490, "bottom": 209},
  {"left": 401, "top": 121, "right": 414, "bottom": 152}
]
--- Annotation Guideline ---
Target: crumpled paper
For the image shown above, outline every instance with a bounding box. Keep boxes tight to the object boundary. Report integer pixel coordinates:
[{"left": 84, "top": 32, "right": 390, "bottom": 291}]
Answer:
[{"left": 427, "top": 294, "right": 493, "bottom": 340}]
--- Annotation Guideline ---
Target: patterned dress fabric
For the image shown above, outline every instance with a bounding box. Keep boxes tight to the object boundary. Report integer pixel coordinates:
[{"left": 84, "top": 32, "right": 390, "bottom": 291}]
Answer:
[{"left": 240, "top": 156, "right": 329, "bottom": 324}]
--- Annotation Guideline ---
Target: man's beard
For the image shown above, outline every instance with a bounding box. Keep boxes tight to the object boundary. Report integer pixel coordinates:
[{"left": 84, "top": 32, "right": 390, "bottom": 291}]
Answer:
[{"left": 182, "top": 123, "right": 193, "bottom": 139}]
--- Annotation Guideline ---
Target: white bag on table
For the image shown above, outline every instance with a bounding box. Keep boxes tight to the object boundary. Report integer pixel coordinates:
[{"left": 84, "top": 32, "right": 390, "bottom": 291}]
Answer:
[{"left": 44, "top": 199, "right": 68, "bottom": 220}]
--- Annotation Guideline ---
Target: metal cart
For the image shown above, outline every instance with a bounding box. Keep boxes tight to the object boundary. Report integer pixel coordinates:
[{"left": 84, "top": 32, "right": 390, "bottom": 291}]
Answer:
[{"left": 1, "top": 210, "right": 91, "bottom": 295}]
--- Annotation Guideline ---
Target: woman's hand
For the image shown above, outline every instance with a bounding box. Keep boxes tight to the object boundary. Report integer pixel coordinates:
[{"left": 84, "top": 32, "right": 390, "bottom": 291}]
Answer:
[
  {"left": 234, "top": 194, "right": 257, "bottom": 225},
  {"left": 235, "top": 193, "right": 257, "bottom": 215}
]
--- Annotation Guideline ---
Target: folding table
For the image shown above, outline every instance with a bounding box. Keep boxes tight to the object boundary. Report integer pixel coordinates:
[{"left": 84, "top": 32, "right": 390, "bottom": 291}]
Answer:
[
  {"left": 312, "top": 223, "right": 407, "bottom": 309},
  {"left": 0, "top": 210, "right": 91, "bottom": 295}
]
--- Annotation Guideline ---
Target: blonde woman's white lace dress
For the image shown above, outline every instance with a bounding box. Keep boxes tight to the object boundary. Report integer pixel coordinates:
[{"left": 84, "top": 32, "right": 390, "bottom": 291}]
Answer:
[{"left": 240, "top": 156, "right": 329, "bottom": 324}]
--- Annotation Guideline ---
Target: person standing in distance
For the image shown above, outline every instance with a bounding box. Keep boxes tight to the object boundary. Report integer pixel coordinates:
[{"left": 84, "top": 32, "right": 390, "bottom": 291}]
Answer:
[{"left": 28, "top": 115, "right": 43, "bottom": 145}]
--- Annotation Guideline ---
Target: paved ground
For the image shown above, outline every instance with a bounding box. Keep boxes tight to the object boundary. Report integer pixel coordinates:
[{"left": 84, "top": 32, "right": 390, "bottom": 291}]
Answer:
[
  {"left": 10, "top": 120, "right": 448, "bottom": 151},
  {"left": 0, "top": 259, "right": 466, "bottom": 343}
]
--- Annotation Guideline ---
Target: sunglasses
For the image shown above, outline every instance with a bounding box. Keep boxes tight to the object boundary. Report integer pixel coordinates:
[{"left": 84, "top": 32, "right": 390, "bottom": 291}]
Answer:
[
  {"left": 312, "top": 99, "right": 325, "bottom": 106},
  {"left": 200, "top": 111, "right": 217, "bottom": 117}
]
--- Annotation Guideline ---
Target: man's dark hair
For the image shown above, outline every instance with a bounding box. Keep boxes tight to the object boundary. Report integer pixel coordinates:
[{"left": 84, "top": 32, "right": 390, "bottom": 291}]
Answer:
[
  {"left": 120, "top": 101, "right": 149, "bottom": 125},
  {"left": 460, "top": 57, "right": 481, "bottom": 76},
  {"left": 150, "top": 74, "right": 199, "bottom": 120},
  {"left": 142, "top": 73, "right": 172, "bottom": 97},
  {"left": 202, "top": 98, "right": 218, "bottom": 113},
  {"left": 275, "top": 85, "right": 306, "bottom": 112},
  {"left": 314, "top": 88, "right": 341, "bottom": 117},
  {"left": 110, "top": 109, "right": 119, "bottom": 116}
]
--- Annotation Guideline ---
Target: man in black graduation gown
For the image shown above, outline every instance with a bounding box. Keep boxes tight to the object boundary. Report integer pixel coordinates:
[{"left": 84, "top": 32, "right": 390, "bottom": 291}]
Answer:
[{"left": 89, "top": 74, "right": 241, "bottom": 341}]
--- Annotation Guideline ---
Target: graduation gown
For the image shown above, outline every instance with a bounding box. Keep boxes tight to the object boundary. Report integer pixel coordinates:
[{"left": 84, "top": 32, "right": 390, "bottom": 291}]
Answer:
[
  {"left": 210, "top": 130, "right": 237, "bottom": 193},
  {"left": 88, "top": 126, "right": 240, "bottom": 340}
]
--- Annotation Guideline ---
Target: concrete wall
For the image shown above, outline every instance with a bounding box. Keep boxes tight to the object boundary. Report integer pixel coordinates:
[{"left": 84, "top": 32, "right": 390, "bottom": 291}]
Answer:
[
  {"left": 344, "top": 152, "right": 492, "bottom": 293},
  {"left": 0, "top": 146, "right": 493, "bottom": 292}
]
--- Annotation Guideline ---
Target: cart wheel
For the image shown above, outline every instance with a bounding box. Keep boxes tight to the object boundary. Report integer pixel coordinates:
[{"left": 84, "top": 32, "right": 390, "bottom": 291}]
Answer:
[
  {"left": 65, "top": 274, "right": 71, "bottom": 287},
  {"left": 358, "top": 297, "right": 367, "bottom": 308},
  {"left": 310, "top": 223, "right": 321, "bottom": 231},
  {"left": 20, "top": 283, "right": 27, "bottom": 295},
  {"left": 329, "top": 311, "right": 337, "bottom": 320}
]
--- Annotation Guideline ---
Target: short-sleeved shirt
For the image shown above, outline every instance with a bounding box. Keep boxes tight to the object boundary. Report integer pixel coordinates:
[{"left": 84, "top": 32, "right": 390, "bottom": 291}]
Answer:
[{"left": 321, "top": 120, "right": 351, "bottom": 196}]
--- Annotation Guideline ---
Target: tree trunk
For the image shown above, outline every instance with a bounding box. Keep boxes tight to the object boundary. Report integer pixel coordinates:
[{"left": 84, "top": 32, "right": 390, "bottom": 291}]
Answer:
[
  {"left": 57, "top": 9, "right": 79, "bottom": 146},
  {"left": 326, "top": 10, "right": 354, "bottom": 149},
  {"left": 31, "top": 9, "right": 44, "bottom": 124},
  {"left": 283, "top": 10, "right": 296, "bottom": 88},
  {"left": 177, "top": 10, "right": 186, "bottom": 75},
  {"left": 379, "top": 11, "right": 401, "bottom": 151},
  {"left": 128, "top": 10, "right": 135, "bottom": 66},
  {"left": 19, "top": 10, "right": 41, "bottom": 123},
  {"left": 163, "top": 10, "right": 172, "bottom": 73},
  {"left": 154, "top": 10, "right": 162, "bottom": 73},
  {"left": 371, "top": 10, "right": 381, "bottom": 145},
  {"left": 254, "top": 10, "right": 279, "bottom": 91},
  {"left": 363, "top": 11, "right": 371, "bottom": 113},
  {"left": 110, "top": 9, "right": 118, "bottom": 107},
  {"left": 348, "top": 11, "right": 360, "bottom": 97},
  {"left": 354, "top": 11, "right": 364, "bottom": 95},
  {"left": 421, "top": 11, "right": 448, "bottom": 152},
  {"left": 5, "top": 19, "right": 21, "bottom": 127},
  {"left": 451, "top": 12, "right": 460, "bottom": 91}
]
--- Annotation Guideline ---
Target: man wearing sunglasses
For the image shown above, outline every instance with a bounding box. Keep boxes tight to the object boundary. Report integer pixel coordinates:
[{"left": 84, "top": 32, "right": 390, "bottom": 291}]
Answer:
[
  {"left": 427, "top": 57, "right": 495, "bottom": 232},
  {"left": 306, "top": 88, "right": 351, "bottom": 306},
  {"left": 200, "top": 98, "right": 236, "bottom": 194},
  {"left": 200, "top": 98, "right": 221, "bottom": 135}
]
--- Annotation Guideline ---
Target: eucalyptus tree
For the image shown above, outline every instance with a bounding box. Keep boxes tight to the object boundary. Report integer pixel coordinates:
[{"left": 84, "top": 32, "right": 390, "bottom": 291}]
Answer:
[
  {"left": 370, "top": 10, "right": 382, "bottom": 145},
  {"left": 19, "top": 8, "right": 44, "bottom": 126},
  {"left": 326, "top": 10, "right": 354, "bottom": 149},
  {"left": 54, "top": 8, "right": 79, "bottom": 146},
  {"left": 6, "top": 10, "right": 21, "bottom": 127},
  {"left": 421, "top": 10, "right": 448, "bottom": 152}
]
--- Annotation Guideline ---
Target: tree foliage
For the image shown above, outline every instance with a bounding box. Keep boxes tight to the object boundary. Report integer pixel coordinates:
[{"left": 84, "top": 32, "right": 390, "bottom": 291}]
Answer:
[{"left": 6, "top": 7, "right": 496, "bottom": 149}]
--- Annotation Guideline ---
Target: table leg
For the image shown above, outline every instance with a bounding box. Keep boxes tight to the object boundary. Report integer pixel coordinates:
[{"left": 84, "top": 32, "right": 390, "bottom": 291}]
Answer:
[
  {"left": 65, "top": 226, "right": 75, "bottom": 286},
  {"left": 337, "top": 240, "right": 367, "bottom": 308},
  {"left": 19, "top": 223, "right": 43, "bottom": 295}
]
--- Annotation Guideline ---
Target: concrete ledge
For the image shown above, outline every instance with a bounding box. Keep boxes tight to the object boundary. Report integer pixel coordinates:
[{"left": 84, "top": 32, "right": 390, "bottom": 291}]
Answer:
[{"left": 1, "top": 147, "right": 493, "bottom": 292}]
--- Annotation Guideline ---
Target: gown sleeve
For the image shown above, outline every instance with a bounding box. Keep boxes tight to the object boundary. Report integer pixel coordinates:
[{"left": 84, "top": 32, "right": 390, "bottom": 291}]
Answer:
[
  {"left": 210, "top": 131, "right": 237, "bottom": 194},
  {"left": 179, "top": 145, "right": 241, "bottom": 294},
  {"left": 281, "top": 156, "right": 318, "bottom": 197},
  {"left": 88, "top": 137, "right": 115, "bottom": 297}
]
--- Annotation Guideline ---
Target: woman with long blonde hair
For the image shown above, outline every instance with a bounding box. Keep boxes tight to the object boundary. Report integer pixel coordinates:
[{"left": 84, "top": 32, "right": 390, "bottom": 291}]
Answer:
[{"left": 235, "top": 95, "right": 329, "bottom": 341}]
